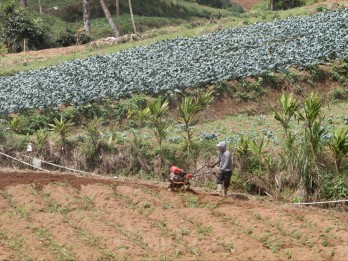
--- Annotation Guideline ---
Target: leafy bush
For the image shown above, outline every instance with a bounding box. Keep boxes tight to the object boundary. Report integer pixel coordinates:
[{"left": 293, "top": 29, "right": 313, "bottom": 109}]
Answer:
[
  {"left": 197, "top": 0, "right": 245, "bottom": 12},
  {"left": 1, "top": 9, "right": 348, "bottom": 112},
  {"left": 316, "top": 5, "right": 328, "bottom": 12},
  {"left": 0, "top": 41, "right": 8, "bottom": 56},
  {"left": 323, "top": 174, "right": 347, "bottom": 199},
  {"left": 0, "top": 7, "right": 50, "bottom": 52},
  {"left": 9, "top": 111, "right": 56, "bottom": 135},
  {"left": 56, "top": 28, "right": 91, "bottom": 47},
  {"left": 274, "top": 0, "right": 306, "bottom": 10},
  {"left": 307, "top": 64, "right": 326, "bottom": 82},
  {"left": 330, "top": 88, "right": 348, "bottom": 100},
  {"left": 56, "top": 28, "right": 77, "bottom": 47}
]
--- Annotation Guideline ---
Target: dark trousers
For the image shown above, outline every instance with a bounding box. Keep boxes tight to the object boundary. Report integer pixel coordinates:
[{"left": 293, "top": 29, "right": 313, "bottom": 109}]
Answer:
[{"left": 217, "top": 171, "right": 232, "bottom": 189}]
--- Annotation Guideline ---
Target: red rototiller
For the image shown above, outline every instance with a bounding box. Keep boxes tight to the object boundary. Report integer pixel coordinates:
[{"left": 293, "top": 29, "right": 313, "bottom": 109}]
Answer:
[{"left": 167, "top": 165, "right": 216, "bottom": 191}]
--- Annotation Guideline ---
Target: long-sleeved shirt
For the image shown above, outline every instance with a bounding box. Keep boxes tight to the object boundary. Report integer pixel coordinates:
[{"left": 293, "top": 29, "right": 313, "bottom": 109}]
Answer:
[{"left": 215, "top": 141, "right": 233, "bottom": 172}]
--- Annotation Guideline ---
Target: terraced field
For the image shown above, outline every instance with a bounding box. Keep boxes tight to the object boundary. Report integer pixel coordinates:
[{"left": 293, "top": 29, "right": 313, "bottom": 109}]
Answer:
[{"left": 0, "top": 170, "right": 347, "bottom": 260}]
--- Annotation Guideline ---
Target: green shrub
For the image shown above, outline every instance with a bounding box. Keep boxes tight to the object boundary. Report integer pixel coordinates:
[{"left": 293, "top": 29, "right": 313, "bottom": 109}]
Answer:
[
  {"left": 9, "top": 112, "right": 53, "bottom": 135},
  {"left": 316, "top": 5, "right": 328, "bottom": 12},
  {"left": 1, "top": 7, "right": 50, "bottom": 52},
  {"left": 337, "top": 63, "right": 348, "bottom": 76},
  {"left": 274, "top": 0, "right": 306, "bottom": 10},
  {"left": 60, "top": 30, "right": 74, "bottom": 47},
  {"left": 323, "top": 173, "right": 347, "bottom": 199},
  {"left": 197, "top": 0, "right": 245, "bottom": 12},
  {"left": 213, "top": 82, "right": 233, "bottom": 96},
  {"left": 330, "top": 88, "right": 347, "bottom": 100},
  {"left": 56, "top": 27, "right": 91, "bottom": 47},
  {"left": 261, "top": 73, "right": 280, "bottom": 89},
  {"left": 307, "top": 64, "right": 326, "bottom": 82},
  {"left": 0, "top": 41, "right": 8, "bottom": 56}
]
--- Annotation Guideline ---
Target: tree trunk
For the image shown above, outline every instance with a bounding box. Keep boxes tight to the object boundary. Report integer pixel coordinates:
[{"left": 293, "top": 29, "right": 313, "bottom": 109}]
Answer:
[
  {"left": 38, "top": 0, "right": 43, "bottom": 15},
  {"left": 270, "top": 0, "right": 274, "bottom": 10},
  {"left": 20, "top": 0, "right": 28, "bottom": 8},
  {"left": 128, "top": 0, "right": 137, "bottom": 34},
  {"left": 100, "top": 0, "right": 119, "bottom": 38},
  {"left": 83, "top": 0, "right": 91, "bottom": 33},
  {"left": 116, "top": 0, "right": 120, "bottom": 34}
]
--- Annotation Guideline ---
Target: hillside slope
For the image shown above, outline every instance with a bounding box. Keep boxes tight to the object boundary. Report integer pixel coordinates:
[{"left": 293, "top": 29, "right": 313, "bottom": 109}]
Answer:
[
  {"left": 1, "top": 9, "right": 347, "bottom": 113},
  {"left": 0, "top": 170, "right": 347, "bottom": 260}
]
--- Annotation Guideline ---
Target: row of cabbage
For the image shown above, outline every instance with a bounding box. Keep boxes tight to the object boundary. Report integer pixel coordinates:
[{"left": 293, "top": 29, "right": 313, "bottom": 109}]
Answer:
[{"left": 0, "top": 9, "right": 347, "bottom": 113}]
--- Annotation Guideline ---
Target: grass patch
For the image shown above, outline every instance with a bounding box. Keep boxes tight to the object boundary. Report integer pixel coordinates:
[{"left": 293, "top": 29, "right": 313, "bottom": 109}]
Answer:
[
  {"left": 181, "top": 194, "right": 201, "bottom": 208},
  {"left": 0, "top": 230, "right": 32, "bottom": 260},
  {"left": 110, "top": 222, "right": 149, "bottom": 250},
  {"left": 30, "top": 225, "right": 75, "bottom": 261},
  {"left": 0, "top": 191, "right": 31, "bottom": 220}
]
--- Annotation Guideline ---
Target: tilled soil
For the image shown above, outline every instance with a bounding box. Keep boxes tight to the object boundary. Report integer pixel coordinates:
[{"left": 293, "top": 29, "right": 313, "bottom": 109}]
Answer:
[{"left": 0, "top": 170, "right": 347, "bottom": 261}]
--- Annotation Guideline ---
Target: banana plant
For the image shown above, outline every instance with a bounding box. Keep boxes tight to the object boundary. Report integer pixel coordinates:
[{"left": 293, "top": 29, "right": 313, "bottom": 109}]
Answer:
[
  {"left": 86, "top": 117, "right": 103, "bottom": 148},
  {"left": 328, "top": 127, "right": 348, "bottom": 173},
  {"left": 194, "top": 89, "right": 214, "bottom": 110},
  {"left": 272, "top": 92, "right": 298, "bottom": 135},
  {"left": 34, "top": 129, "right": 49, "bottom": 152},
  {"left": 147, "top": 96, "right": 169, "bottom": 166},
  {"left": 297, "top": 92, "right": 324, "bottom": 159},
  {"left": 178, "top": 90, "right": 213, "bottom": 155},
  {"left": 128, "top": 106, "right": 149, "bottom": 129},
  {"left": 235, "top": 135, "right": 251, "bottom": 173},
  {"left": 107, "top": 121, "right": 119, "bottom": 146},
  {"left": 178, "top": 96, "right": 202, "bottom": 155},
  {"left": 296, "top": 92, "right": 322, "bottom": 129},
  {"left": 48, "top": 114, "right": 73, "bottom": 150}
]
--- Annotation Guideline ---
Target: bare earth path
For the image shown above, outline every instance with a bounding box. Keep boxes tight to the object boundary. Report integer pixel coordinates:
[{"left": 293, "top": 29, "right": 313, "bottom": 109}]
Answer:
[{"left": 0, "top": 170, "right": 347, "bottom": 260}]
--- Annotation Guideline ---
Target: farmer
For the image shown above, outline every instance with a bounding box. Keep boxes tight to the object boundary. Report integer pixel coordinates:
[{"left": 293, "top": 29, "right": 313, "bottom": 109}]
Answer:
[{"left": 210, "top": 141, "right": 233, "bottom": 196}]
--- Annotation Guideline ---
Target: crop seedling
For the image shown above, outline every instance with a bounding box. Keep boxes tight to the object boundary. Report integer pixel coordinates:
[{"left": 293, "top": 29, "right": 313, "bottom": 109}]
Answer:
[
  {"left": 179, "top": 228, "right": 190, "bottom": 237},
  {"left": 190, "top": 247, "right": 201, "bottom": 256},
  {"left": 162, "top": 202, "right": 174, "bottom": 210},
  {"left": 224, "top": 242, "right": 234, "bottom": 252}
]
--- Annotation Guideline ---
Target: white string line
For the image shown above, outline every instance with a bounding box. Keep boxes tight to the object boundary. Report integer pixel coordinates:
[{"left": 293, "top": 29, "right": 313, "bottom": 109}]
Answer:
[
  {"left": 293, "top": 199, "right": 348, "bottom": 205},
  {"left": 21, "top": 154, "right": 96, "bottom": 177},
  {"left": 0, "top": 151, "right": 50, "bottom": 173}
]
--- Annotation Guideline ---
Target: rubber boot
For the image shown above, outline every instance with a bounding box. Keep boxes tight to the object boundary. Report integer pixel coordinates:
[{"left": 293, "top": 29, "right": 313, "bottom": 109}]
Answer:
[
  {"left": 223, "top": 187, "right": 228, "bottom": 197},
  {"left": 216, "top": 184, "right": 222, "bottom": 196}
]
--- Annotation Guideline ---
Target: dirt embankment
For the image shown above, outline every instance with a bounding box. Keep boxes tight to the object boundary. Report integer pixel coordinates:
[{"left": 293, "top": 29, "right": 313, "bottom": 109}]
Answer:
[{"left": 0, "top": 170, "right": 347, "bottom": 260}]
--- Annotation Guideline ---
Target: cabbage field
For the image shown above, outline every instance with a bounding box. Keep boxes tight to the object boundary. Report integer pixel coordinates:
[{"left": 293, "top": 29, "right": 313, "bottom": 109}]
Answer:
[{"left": 0, "top": 9, "right": 347, "bottom": 113}]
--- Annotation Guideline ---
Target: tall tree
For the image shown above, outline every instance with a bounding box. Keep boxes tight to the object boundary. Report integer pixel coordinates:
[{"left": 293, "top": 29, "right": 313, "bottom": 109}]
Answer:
[
  {"left": 270, "top": 0, "right": 275, "bottom": 10},
  {"left": 38, "top": 0, "right": 42, "bottom": 15},
  {"left": 83, "top": 0, "right": 91, "bottom": 33},
  {"left": 115, "top": 0, "right": 120, "bottom": 33},
  {"left": 128, "top": 0, "right": 137, "bottom": 34},
  {"left": 100, "top": 0, "right": 119, "bottom": 37},
  {"left": 19, "top": 0, "right": 28, "bottom": 8}
]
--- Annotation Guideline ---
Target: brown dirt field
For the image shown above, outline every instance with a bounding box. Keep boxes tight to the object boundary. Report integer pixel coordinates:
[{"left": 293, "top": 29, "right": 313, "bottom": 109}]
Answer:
[
  {"left": 234, "top": 0, "right": 263, "bottom": 10},
  {"left": 0, "top": 170, "right": 347, "bottom": 260}
]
